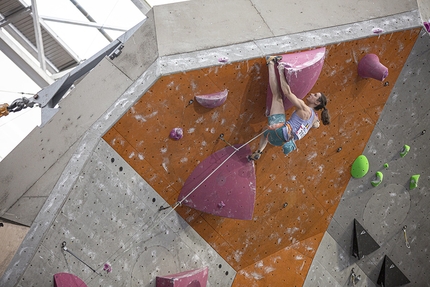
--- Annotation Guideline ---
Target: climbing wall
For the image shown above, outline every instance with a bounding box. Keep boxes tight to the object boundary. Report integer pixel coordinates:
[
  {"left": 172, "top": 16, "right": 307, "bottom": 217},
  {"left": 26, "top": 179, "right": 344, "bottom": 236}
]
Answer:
[{"left": 103, "top": 28, "right": 421, "bottom": 286}]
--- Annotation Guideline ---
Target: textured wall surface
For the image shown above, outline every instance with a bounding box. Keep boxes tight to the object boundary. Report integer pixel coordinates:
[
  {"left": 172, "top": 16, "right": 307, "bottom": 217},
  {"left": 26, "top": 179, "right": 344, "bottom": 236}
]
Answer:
[
  {"left": 1, "top": 1, "right": 428, "bottom": 286},
  {"left": 306, "top": 31, "right": 430, "bottom": 287},
  {"left": 104, "top": 29, "right": 421, "bottom": 286}
]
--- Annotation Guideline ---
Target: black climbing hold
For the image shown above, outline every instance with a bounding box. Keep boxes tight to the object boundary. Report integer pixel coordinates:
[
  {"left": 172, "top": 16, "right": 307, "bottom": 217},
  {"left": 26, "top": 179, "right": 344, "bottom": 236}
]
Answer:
[
  {"left": 384, "top": 81, "right": 389, "bottom": 86},
  {"left": 0, "top": 223, "right": 3, "bottom": 227},
  {"left": 219, "top": 133, "right": 224, "bottom": 139},
  {"left": 283, "top": 202, "right": 288, "bottom": 208},
  {"left": 377, "top": 255, "right": 410, "bottom": 287},
  {"left": 119, "top": 166, "right": 123, "bottom": 172},
  {"left": 111, "top": 158, "right": 115, "bottom": 163},
  {"left": 352, "top": 219, "right": 380, "bottom": 259},
  {"left": 152, "top": 198, "right": 156, "bottom": 203},
  {"left": 337, "top": 147, "right": 342, "bottom": 152},
  {"left": 422, "top": 130, "right": 426, "bottom": 135},
  {"left": 186, "top": 99, "right": 194, "bottom": 107}
]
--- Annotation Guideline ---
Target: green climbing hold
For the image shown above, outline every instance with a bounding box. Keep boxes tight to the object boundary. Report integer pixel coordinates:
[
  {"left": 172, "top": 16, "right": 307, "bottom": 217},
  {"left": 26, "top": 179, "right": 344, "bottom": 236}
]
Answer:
[
  {"left": 371, "top": 171, "right": 383, "bottom": 187},
  {"left": 351, "top": 155, "right": 369, "bottom": 178},
  {"left": 410, "top": 174, "right": 420, "bottom": 190},
  {"left": 400, "top": 145, "right": 410, "bottom": 157},
  {"left": 384, "top": 163, "right": 389, "bottom": 168}
]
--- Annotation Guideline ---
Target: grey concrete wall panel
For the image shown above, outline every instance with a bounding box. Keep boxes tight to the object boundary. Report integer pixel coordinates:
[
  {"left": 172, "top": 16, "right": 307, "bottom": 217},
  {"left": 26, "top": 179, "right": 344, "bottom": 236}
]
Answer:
[
  {"left": 15, "top": 140, "right": 235, "bottom": 287},
  {"left": 304, "top": 232, "right": 377, "bottom": 287},
  {"left": 160, "top": 11, "right": 421, "bottom": 77},
  {"left": 108, "top": 10, "right": 158, "bottom": 81},
  {"left": 2, "top": 63, "right": 168, "bottom": 287},
  {"left": 362, "top": 184, "right": 410, "bottom": 242},
  {"left": 306, "top": 29, "right": 430, "bottom": 286},
  {"left": 418, "top": 0, "right": 430, "bottom": 29},
  {"left": 0, "top": 58, "right": 133, "bottom": 218},
  {"left": 253, "top": 11, "right": 422, "bottom": 57},
  {"left": 1, "top": 140, "right": 79, "bottom": 226},
  {"left": 251, "top": 0, "right": 417, "bottom": 37},
  {"left": 35, "top": 39, "right": 124, "bottom": 109},
  {"left": 153, "top": 0, "right": 418, "bottom": 57},
  {"left": 153, "top": 0, "right": 272, "bottom": 57}
]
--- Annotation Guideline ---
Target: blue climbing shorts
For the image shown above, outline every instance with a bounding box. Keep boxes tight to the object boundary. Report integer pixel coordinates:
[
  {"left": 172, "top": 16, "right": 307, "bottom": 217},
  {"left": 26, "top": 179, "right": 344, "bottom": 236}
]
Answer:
[
  {"left": 264, "top": 114, "right": 287, "bottom": 146},
  {"left": 282, "top": 140, "right": 296, "bottom": 155}
]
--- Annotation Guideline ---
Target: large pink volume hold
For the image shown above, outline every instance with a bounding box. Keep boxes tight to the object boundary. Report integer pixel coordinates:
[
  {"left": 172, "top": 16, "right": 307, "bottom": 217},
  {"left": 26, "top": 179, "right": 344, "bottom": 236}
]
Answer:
[
  {"left": 178, "top": 144, "right": 256, "bottom": 220},
  {"left": 195, "top": 89, "right": 228, "bottom": 108},
  {"left": 156, "top": 267, "right": 209, "bottom": 287},
  {"left": 54, "top": 273, "right": 87, "bottom": 287},
  {"left": 266, "top": 47, "right": 326, "bottom": 114}
]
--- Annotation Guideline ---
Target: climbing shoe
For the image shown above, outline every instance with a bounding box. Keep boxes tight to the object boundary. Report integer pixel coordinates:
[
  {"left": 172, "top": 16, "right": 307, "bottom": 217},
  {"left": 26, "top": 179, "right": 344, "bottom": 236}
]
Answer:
[
  {"left": 266, "top": 55, "right": 282, "bottom": 65},
  {"left": 248, "top": 150, "right": 262, "bottom": 161}
]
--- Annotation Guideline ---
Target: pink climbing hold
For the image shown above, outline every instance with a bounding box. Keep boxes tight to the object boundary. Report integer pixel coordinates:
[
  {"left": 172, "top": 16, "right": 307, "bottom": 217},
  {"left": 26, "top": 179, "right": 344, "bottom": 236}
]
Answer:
[
  {"left": 53, "top": 273, "right": 88, "bottom": 287},
  {"left": 195, "top": 89, "right": 228, "bottom": 109},
  {"left": 218, "top": 57, "right": 229, "bottom": 63},
  {"left": 266, "top": 47, "right": 326, "bottom": 113},
  {"left": 170, "top": 128, "right": 183, "bottom": 140},
  {"left": 372, "top": 27, "right": 384, "bottom": 34},
  {"left": 156, "top": 267, "right": 209, "bottom": 287},
  {"left": 178, "top": 144, "right": 256, "bottom": 220},
  {"left": 358, "top": 54, "right": 389, "bottom": 81}
]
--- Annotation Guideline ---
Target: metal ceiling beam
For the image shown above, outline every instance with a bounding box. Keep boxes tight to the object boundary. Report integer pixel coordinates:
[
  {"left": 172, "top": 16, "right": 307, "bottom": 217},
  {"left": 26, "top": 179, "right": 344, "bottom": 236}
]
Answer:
[
  {"left": 0, "top": 29, "right": 53, "bottom": 87},
  {"left": 130, "top": 0, "right": 152, "bottom": 14},
  {"left": 2, "top": 24, "right": 59, "bottom": 74},
  {"left": 31, "top": 0, "right": 46, "bottom": 71},
  {"left": 0, "top": 7, "right": 31, "bottom": 28},
  {"left": 69, "top": 0, "right": 113, "bottom": 42},
  {"left": 40, "top": 15, "right": 128, "bottom": 32}
]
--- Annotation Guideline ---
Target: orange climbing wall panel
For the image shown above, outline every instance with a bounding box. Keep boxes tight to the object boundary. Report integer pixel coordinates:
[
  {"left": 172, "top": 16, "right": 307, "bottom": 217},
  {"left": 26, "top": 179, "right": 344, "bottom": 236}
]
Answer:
[{"left": 103, "top": 28, "right": 420, "bottom": 286}]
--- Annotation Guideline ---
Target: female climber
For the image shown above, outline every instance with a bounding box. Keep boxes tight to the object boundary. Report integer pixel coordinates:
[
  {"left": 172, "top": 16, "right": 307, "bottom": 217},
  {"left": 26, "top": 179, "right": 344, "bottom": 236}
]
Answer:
[{"left": 248, "top": 56, "right": 330, "bottom": 161}]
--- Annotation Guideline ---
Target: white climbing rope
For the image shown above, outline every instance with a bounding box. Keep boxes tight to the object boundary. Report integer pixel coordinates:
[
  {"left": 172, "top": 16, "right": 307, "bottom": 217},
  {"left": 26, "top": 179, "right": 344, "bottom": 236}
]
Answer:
[
  {"left": 402, "top": 225, "right": 411, "bottom": 248},
  {"left": 90, "top": 129, "right": 267, "bottom": 279}
]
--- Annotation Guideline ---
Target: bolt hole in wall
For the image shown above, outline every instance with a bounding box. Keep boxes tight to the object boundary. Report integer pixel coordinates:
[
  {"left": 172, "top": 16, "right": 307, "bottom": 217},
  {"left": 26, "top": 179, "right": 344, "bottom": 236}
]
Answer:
[{"left": 102, "top": 28, "right": 422, "bottom": 285}]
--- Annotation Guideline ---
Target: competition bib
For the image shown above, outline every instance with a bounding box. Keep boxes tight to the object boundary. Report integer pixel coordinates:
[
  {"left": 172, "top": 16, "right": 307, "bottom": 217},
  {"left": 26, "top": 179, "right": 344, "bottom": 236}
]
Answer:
[{"left": 295, "top": 124, "right": 309, "bottom": 140}]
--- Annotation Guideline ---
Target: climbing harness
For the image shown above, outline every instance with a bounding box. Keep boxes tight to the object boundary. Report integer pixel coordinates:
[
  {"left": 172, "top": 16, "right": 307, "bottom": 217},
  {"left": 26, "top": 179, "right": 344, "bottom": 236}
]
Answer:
[{"left": 402, "top": 225, "right": 410, "bottom": 248}]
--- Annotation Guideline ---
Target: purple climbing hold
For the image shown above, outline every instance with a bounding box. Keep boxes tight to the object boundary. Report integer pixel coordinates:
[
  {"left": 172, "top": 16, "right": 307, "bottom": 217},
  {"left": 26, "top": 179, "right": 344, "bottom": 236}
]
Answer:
[
  {"left": 372, "top": 27, "right": 384, "bottom": 34},
  {"left": 195, "top": 89, "right": 228, "bottom": 109},
  {"left": 358, "top": 54, "right": 388, "bottom": 81},
  {"left": 103, "top": 263, "right": 112, "bottom": 273},
  {"left": 218, "top": 57, "right": 229, "bottom": 63},
  {"left": 424, "top": 22, "right": 430, "bottom": 33},
  {"left": 170, "top": 128, "right": 183, "bottom": 140}
]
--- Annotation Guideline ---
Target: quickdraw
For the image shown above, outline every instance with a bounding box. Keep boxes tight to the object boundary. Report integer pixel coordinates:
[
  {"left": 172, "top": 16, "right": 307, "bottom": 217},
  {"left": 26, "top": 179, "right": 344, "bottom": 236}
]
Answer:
[{"left": 402, "top": 225, "right": 411, "bottom": 248}]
